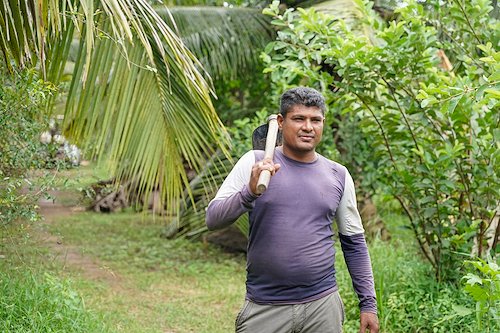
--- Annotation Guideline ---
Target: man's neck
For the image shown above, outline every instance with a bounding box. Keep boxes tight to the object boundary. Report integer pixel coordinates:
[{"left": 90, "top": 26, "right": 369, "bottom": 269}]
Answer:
[{"left": 279, "top": 146, "right": 318, "bottom": 163}]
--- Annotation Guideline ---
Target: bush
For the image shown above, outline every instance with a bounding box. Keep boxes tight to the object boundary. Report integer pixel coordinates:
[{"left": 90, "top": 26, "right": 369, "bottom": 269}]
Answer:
[
  {"left": 337, "top": 238, "right": 479, "bottom": 332},
  {"left": 0, "top": 69, "right": 55, "bottom": 224}
]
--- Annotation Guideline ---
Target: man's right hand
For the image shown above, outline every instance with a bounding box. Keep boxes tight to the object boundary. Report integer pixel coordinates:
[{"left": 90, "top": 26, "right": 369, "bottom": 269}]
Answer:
[{"left": 249, "top": 158, "right": 281, "bottom": 195}]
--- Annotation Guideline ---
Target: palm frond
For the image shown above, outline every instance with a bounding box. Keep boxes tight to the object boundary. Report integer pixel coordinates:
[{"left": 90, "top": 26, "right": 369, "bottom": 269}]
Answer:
[
  {"left": 64, "top": 17, "right": 229, "bottom": 215},
  {"left": 160, "top": 6, "right": 275, "bottom": 80},
  {"left": 0, "top": 0, "right": 41, "bottom": 72},
  {"left": 175, "top": 111, "right": 270, "bottom": 238},
  {"left": 169, "top": 151, "right": 248, "bottom": 239},
  {"left": 0, "top": 0, "right": 231, "bottom": 217}
]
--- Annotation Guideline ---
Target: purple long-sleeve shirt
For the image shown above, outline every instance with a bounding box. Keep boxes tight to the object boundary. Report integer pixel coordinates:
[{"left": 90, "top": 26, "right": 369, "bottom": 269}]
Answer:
[{"left": 206, "top": 149, "right": 377, "bottom": 313}]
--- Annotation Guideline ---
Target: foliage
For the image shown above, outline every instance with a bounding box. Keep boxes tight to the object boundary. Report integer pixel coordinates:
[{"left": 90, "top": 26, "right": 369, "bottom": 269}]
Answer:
[
  {"left": 337, "top": 237, "right": 481, "bottom": 332},
  {"left": 165, "top": 6, "right": 275, "bottom": 82},
  {"left": 460, "top": 257, "right": 500, "bottom": 332},
  {"left": 0, "top": 70, "right": 53, "bottom": 175},
  {"left": 1, "top": 0, "right": 232, "bottom": 218},
  {"left": 0, "top": 270, "right": 109, "bottom": 333},
  {"left": 261, "top": 0, "right": 499, "bottom": 281},
  {"left": 0, "top": 69, "right": 55, "bottom": 225},
  {"left": 212, "top": 67, "right": 275, "bottom": 125}
]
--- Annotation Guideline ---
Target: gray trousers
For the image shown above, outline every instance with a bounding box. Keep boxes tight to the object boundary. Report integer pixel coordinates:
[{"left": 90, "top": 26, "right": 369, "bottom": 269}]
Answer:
[{"left": 235, "top": 291, "right": 345, "bottom": 333}]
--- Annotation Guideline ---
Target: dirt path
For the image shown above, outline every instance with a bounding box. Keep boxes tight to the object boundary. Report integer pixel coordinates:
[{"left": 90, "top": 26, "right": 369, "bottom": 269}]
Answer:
[
  {"left": 37, "top": 195, "right": 124, "bottom": 285},
  {"left": 32, "top": 190, "right": 243, "bottom": 333}
]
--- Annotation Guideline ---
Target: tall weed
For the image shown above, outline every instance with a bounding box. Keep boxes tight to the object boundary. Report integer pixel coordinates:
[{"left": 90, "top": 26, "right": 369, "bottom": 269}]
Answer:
[{"left": 0, "top": 270, "right": 109, "bottom": 333}]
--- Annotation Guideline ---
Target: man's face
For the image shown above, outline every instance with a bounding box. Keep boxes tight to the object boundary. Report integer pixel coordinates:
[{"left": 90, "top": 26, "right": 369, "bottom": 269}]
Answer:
[{"left": 278, "top": 105, "right": 324, "bottom": 159}]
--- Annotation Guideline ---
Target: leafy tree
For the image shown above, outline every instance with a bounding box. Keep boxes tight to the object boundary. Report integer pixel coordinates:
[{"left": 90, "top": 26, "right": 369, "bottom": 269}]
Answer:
[{"left": 262, "top": 0, "right": 499, "bottom": 281}]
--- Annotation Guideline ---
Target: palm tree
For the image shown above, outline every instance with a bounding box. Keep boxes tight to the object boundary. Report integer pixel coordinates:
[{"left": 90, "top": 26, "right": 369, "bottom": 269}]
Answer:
[{"left": 0, "top": 0, "right": 274, "bottom": 216}]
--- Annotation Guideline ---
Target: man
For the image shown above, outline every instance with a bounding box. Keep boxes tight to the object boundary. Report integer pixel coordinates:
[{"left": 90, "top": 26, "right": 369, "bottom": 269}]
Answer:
[{"left": 206, "top": 87, "right": 379, "bottom": 333}]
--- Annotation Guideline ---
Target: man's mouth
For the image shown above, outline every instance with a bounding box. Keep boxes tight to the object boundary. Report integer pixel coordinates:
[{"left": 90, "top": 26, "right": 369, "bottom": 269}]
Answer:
[{"left": 299, "top": 135, "right": 314, "bottom": 141}]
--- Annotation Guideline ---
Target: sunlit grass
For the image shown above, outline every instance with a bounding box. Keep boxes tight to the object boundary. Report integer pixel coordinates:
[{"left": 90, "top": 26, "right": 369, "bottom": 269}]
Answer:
[
  {"left": 0, "top": 269, "right": 110, "bottom": 333},
  {"left": 1, "top": 205, "right": 247, "bottom": 333}
]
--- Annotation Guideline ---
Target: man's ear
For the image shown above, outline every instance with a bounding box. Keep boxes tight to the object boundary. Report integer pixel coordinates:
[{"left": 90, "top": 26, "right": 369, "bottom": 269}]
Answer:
[{"left": 277, "top": 113, "right": 284, "bottom": 129}]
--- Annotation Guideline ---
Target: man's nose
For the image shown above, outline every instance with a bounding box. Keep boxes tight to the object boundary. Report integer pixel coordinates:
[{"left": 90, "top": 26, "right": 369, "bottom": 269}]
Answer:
[{"left": 302, "top": 119, "right": 313, "bottom": 131}]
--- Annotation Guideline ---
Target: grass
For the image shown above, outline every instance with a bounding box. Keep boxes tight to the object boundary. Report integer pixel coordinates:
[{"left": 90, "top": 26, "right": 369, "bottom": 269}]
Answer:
[
  {"left": 1, "top": 206, "right": 246, "bottom": 333},
  {"left": 1, "top": 165, "right": 488, "bottom": 332},
  {"left": 48, "top": 211, "right": 247, "bottom": 333},
  {"left": 0, "top": 270, "right": 110, "bottom": 333}
]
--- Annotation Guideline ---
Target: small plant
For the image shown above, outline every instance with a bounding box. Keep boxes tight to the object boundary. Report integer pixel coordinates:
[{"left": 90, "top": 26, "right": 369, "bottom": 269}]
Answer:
[{"left": 461, "top": 257, "right": 500, "bottom": 332}]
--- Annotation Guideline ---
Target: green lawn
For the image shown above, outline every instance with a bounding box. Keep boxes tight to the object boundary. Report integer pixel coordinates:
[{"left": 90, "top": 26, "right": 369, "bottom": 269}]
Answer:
[
  {"left": 1, "top": 206, "right": 247, "bottom": 333},
  {"left": 0, "top": 165, "right": 484, "bottom": 333},
  {"left": 49, "top": 211, "right": 247, "bottom": 333}
]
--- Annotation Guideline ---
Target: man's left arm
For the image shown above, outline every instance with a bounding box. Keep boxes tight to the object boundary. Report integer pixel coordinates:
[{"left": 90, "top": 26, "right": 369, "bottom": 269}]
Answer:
[
  {"left": 338, "top": 233, "right": 379, "bottom": 332},
  {"left": 335, "top": 169, "right": 379, "bottom": 332}
]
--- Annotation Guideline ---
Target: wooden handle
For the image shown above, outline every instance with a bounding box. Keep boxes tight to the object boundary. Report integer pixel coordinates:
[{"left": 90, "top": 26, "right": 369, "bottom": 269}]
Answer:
[{"left": 256, "top": 115, "right": 279, "bottom": 194}]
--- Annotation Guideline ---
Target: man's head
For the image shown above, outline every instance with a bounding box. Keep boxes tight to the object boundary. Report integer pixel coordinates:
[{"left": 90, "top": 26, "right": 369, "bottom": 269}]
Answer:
[
  {"left": 280, "top": 87, "right": 326, "bottom": 118},
  {"left": 278, "top": 87, "right": 326, "bottom": 162}
]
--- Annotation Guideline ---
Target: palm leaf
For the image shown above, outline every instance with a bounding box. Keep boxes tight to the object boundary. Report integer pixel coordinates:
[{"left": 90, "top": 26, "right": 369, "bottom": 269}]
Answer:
[
  {"left": 161, "top": 6, "right": 275, "bottom": 81},
  {"left": 175, "top": 110, "right": 270, "bottom": 238},
  {"left": 64, "top": 21, "right": 229, "bottom": 215},
  {"left": 168, "top": 151, "right": 249, "bottom": 239},
  {"left": 1, "top": 1, "right": 231, "bottom": 217}
]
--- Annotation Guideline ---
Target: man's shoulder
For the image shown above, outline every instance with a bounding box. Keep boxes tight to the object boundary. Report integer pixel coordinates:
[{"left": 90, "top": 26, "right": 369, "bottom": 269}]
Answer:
[
  {"left": 252, "top": 149, "right": 265, "bottom": 159},
  {"left": 237, "top": 150, "right": 261, "bottom": 160},
  {"left": 317, "top": 154, "right": 347, "bottom": 174}
]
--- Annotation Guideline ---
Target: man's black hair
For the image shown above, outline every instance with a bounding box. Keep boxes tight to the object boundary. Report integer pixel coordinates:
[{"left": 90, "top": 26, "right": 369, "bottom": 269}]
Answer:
[{"left": 280, "top": 87, "right": 326, "bottom": 117}]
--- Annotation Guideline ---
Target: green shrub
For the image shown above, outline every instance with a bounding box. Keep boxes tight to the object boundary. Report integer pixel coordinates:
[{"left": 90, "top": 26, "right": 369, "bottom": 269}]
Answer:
[
  {"left": 0, "top": 69, "right": 55, "bottom": 224},
  {"left": 460, "top": 257, "right": 500, "bottom": 332},
  {"left": 0, "top": 270, "right": 109, "bottom": 333}
]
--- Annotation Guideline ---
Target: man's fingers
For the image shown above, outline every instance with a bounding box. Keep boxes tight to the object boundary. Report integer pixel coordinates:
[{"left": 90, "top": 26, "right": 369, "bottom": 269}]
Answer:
[
  {"left": 256, "top": 160, "right": 279, "bottom": 174},
  {"left": 359, "top": 313, "right": 379, "bottom": 333}
]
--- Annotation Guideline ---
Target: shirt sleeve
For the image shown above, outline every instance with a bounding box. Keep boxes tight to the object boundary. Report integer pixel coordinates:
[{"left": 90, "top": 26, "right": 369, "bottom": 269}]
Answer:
[
  {"left": 335, "top": 168, "right": 364, "bottom": 235},
  {"left": 205, "top": 151, "right": 258, "bottom": 230},
  {"left": 336, "top": 169, "right": 377, "bottom": 314}
]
